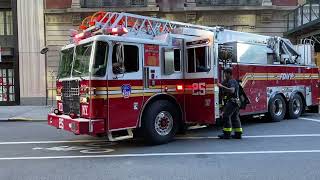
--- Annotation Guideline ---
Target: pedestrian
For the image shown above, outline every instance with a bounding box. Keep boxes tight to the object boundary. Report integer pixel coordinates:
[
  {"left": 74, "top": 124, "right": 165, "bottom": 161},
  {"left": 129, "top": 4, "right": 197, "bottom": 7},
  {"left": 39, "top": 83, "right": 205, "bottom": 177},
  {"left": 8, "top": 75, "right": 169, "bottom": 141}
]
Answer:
[{"left": 217, "top": 68, "right": 243, "bottom": 139}]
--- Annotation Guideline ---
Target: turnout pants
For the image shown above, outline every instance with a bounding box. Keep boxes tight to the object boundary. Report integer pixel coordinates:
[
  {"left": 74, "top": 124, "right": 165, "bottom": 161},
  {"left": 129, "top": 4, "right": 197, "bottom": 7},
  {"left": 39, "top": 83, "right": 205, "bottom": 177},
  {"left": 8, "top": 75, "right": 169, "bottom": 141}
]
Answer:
[{"left": 222, "top": 101, "right": 242, "bottom": 134}]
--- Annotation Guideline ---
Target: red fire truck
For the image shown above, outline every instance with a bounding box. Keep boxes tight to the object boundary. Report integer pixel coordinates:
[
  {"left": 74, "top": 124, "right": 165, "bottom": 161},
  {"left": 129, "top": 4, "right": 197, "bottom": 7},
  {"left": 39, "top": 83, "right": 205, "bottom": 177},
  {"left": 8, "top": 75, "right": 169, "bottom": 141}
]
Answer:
[{"left": 48, "top": 11, "right": 319, "bottom": 144}]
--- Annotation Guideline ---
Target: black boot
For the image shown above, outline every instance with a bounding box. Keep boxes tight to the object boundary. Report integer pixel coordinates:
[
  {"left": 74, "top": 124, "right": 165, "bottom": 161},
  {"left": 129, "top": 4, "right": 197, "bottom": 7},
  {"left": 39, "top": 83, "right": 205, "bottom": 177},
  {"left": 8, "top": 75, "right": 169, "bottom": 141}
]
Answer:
[
  {"left": 231, "top": 132, "right": 242, "bottom": 139},
  {"left": 218, "top": 131, "right": 231, "bottom": 139}
]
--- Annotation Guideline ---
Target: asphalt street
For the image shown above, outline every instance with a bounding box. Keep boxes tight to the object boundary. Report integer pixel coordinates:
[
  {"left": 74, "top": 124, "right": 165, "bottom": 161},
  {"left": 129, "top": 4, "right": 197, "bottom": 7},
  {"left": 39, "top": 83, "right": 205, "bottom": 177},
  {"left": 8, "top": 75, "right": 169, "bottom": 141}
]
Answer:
[{"left": 0, "top": 113, "right": 320, "bottom": 180}]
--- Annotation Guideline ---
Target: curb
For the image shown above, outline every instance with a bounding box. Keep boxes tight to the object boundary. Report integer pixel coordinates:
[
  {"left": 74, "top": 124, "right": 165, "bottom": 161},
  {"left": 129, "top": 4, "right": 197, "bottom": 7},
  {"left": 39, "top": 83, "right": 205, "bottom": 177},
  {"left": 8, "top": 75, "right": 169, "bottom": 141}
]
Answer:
[{"left": 8, "top": 117, "right": 33, "bottom": 121}]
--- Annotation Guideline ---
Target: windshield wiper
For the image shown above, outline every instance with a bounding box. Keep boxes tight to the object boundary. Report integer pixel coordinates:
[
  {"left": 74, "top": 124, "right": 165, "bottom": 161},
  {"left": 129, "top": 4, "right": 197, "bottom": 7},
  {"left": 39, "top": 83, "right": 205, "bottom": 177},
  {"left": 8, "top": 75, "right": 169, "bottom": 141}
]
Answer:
[{"left": 73, "top": 69, "right": 84, "bottom": 80}]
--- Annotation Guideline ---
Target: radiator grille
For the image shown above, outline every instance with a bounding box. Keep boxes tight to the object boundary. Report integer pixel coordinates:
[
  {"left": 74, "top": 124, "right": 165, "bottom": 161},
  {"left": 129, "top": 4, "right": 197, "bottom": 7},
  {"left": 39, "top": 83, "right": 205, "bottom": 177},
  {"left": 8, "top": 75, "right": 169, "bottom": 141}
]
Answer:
[{"left": 61, "top": 80, "right": 80, "bottom": 115}]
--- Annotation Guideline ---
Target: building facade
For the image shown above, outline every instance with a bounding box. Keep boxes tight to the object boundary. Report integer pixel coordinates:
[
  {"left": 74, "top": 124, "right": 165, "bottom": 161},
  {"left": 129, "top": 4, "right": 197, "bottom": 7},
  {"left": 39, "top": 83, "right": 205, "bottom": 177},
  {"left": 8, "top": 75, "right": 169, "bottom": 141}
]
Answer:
[
  {"left": 0, "top": 0, "right": 45, "bottom": 106},
  {"left": 17, "top": 0, "right": 46, "bottom": 105},
  {"left": 0, "top": 0, "right": 299, "bottom": 105},
  {"left": 0, "top": 0, "right": 18, "bottom": 105}
]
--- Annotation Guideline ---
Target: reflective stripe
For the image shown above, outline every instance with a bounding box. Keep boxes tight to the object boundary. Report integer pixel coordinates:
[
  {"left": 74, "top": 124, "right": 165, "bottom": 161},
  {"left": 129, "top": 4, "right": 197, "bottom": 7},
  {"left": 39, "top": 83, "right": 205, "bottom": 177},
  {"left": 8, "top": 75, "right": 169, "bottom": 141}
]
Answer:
[
  {"left": 223, "top": 128, "right": 232, "bottom": 132},
  {"left": 234, "top": 128, "right": 243, "bottom": 132}
]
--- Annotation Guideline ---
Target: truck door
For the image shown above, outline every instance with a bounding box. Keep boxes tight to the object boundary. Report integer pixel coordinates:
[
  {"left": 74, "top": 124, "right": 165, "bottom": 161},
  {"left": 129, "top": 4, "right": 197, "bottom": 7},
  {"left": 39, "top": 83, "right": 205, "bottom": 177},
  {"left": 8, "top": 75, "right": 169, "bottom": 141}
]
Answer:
[
  {"left": 184, "top": 39, "right": 215, "bottom": 124},
  {"left": 108, "top": 42, "right": 144, "bottom": 131}
]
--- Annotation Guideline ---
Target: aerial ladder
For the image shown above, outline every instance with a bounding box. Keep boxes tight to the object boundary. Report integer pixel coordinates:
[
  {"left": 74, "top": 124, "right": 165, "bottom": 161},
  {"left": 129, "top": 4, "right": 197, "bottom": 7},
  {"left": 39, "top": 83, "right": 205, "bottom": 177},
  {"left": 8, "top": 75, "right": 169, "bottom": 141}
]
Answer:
[
  {"left": 72, "top": 11, "right": 215, "bottom": 39},
  {"left": 72, "top": 11, "right": 305, "bottom": 66}
]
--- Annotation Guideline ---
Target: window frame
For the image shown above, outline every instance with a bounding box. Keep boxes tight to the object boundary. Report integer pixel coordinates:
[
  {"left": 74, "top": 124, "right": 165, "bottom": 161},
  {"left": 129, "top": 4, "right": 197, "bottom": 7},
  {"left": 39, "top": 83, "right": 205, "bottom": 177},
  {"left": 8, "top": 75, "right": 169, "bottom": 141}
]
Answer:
[
  {"left": 163, "top": 47, "right": 182, "bottom": 75},
  {"left": 111, "top": 42, "right": 140, "bottom": 74},
  {"left": 186, "top": 45, "right": 210, "bottom": 73},
  {"left": 0, "top": 10, "right": 13, "bottom": 36},
  {"left": 173, "top": 48, "right": 181, "bottom": 72},
  {"left": 92, "top": 40, "right": 109, "bottom": 77}
]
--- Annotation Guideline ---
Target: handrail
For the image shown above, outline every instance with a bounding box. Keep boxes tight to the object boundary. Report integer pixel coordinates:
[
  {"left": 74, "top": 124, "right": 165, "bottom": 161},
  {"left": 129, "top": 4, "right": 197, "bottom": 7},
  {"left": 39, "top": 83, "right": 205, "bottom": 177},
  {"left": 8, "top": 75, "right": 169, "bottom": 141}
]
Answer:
[{"left": 286, "top": 0, "right": 320, "bottom": 32}]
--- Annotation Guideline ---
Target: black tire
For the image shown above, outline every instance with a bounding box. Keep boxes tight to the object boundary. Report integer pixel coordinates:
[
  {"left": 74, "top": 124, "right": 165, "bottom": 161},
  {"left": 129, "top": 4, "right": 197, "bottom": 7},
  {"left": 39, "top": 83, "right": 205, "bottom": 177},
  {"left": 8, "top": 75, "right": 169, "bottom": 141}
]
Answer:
[
  {"left": 288, "top": 94, "right": 304, "bottom": 119},
  {"left": 268, "top": 94, "right": 286, "bottom": 122},
  {"left": 142, "top": 100, "right": 180, "bottom": 145}
]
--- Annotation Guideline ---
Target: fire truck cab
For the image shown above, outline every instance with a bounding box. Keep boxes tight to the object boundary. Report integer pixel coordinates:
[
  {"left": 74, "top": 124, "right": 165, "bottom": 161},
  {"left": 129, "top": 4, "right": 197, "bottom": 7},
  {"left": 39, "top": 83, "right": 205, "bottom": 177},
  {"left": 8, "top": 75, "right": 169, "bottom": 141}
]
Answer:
[{"left": 48, "top": 12, "right": 319, "bottom": 145}]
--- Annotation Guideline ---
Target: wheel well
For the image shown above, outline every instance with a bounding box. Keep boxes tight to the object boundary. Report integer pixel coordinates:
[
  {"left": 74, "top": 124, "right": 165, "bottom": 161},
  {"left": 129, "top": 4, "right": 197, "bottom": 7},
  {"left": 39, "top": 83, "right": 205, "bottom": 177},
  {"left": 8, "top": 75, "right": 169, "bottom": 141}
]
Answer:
[
  {"left": 270, "top": 92, "right": 287, "bottom": 104},
  {"left": 139, "top": 94, "right": 183, "bottom": 128}
]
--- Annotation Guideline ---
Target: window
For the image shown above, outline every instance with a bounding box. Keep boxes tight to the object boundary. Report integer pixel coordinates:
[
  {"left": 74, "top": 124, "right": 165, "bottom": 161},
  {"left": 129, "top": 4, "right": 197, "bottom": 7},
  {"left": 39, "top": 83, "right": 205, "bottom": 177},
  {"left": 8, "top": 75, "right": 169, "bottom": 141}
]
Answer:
[
  {"left": 0, "top": 11, "right": 13, "bottom": 36},
  {"left": 72, "top": 42, "right": 93, "bottom": 77},
  {"left": 0, "top": 68, "right": 15, "bottom": 102},
  {"left": 5, "top": 11, "right": 12, "bottom": 35},
  {"left": 174, "top": 49, "right": 181, "bottom": 72},
  {"left": 112, "top": 44, "right": 139, "bottom": 74},
  {"left": 163, "top": 48, "right": 181, "bottom": 75},
  {"left": 0, "top": 12, "right": 4, "bottom": 35},
  {"left": 187, "top": 46, "right": 210, "bottom": 73},
  {"left": 93, "top": 41, "right": 108, "bottom": 77},
  {"left": 58, "top": 47, "right": 74, "bottom": 79}
]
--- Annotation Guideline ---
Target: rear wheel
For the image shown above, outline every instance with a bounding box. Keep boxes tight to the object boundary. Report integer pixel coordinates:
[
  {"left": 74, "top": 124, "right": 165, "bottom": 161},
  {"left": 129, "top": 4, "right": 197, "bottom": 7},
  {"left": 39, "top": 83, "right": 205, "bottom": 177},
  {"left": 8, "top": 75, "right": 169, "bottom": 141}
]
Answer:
[
  {"left": 288, "top": 94, "right": 304, "bottom": 119},
  {"left": 142, "top": 100, "right": 180, "bottom": 145},
  {"left": 268, "top": 94, "right": 286, "bottom": 122}
]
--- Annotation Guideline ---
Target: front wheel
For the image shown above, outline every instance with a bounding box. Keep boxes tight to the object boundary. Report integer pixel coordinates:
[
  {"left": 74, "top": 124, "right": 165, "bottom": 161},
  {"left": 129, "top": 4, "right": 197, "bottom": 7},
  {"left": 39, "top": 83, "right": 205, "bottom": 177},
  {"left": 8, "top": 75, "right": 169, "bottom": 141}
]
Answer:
[
  {"left": 288, "top": 94, "right": 304, "bottom": 119},
  {"left": 142, "top": 100, "right": 180, "bottom": 145},
  {"left": 268, "top": 94, "right": 286, "bottom": 122}
]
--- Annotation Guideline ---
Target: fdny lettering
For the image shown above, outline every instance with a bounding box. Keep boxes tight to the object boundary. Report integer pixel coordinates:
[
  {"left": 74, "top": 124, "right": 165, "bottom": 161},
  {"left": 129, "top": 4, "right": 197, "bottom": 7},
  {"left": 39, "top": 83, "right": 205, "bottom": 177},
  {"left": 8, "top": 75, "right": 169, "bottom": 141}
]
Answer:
[
  {"left": 279, "top": 73, "right": 295, "bottom": 80},
  {"left": 121, "top": 84, "right": 132, "bottom": 98},
  {"left": 192, "top": 82, "right": 206, "bottom": 95},
  {"left": 82, "top": 105, "right": 88, "bottom": 116}
]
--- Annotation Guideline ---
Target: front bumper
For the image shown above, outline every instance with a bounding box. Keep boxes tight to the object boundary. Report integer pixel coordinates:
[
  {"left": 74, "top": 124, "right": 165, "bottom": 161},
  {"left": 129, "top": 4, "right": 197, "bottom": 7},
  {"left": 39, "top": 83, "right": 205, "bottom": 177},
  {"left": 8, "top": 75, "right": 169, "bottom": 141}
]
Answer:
[{"left": 48, "top": 113, "right": 105, "bottom": 135}]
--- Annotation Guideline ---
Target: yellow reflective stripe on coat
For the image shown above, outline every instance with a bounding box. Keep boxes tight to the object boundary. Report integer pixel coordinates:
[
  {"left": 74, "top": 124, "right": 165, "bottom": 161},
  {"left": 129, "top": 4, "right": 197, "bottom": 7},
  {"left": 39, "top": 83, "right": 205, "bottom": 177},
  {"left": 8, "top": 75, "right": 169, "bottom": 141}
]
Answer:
[
  {"left": 223, "top": 128, "right": 232, "bottom": 132},
  {"left": 234, "top": 128, "right": 243, "bottom": 132}
]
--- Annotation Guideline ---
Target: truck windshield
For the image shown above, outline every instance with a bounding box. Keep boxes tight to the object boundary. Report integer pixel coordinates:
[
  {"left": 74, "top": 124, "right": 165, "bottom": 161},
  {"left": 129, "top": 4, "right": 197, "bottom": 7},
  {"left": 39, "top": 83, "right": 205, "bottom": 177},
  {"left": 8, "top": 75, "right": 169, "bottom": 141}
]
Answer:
[
  {"left": 58, "top": 47, "right": 74, "bottom": 79},
  {"left": 72, "top": 42, "right": 93, "bottom": 77},
  {"left": 57, "top": 41, "right": 109, "bottom": 79}
]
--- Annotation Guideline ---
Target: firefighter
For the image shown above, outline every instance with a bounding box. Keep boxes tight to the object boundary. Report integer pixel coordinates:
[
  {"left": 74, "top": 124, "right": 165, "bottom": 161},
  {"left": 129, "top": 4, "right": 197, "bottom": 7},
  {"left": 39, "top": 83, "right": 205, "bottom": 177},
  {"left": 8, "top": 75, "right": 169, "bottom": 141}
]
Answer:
[{"left": 217, "top": 68, "right": 243, "bottom": 139}]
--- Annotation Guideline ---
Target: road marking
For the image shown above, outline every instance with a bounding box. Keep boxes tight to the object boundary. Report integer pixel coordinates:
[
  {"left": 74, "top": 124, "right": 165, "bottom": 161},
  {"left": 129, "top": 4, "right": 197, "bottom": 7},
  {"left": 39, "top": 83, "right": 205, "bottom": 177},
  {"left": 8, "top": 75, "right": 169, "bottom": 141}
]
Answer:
[
  {"left": 1, "top": 150, "right": 320, "bottom": 160},
  {"left": 176, "top": 134, "right": 320, "bottom": 140},
  {"left": 300, "top": 117, "right": 320, "bottom": 123},
  {"left": 32, "top": 143, "right": 115, "bottom": 154},
  {"left": 0, "top": 139, "right": 107, "bottom": 145}
]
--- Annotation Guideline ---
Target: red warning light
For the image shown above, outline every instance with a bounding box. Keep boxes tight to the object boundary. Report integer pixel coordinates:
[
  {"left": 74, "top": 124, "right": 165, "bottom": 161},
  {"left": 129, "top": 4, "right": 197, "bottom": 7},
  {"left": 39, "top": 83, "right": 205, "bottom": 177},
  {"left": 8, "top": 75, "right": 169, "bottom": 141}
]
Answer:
[
  {"left": 75, "top": 32, "right": 85, "bottom": 39},
  {"left": 176, "top": 85, "right": 184, "bottom": 91},
  {"left": 104, "top": 27, "right": 128, "bottom": 36}
]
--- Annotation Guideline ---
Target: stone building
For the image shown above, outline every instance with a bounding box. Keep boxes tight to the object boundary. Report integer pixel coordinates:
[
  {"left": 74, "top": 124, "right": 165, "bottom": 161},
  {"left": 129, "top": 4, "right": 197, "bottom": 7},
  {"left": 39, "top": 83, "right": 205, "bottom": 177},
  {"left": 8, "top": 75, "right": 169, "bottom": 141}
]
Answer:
[
  {"left": 0, "top": 0, "right": 18, "bottom": 105},
  {"left": 1, "top": 0, "right": 297, "bottom": 105},
  {"left": 1, "top": 0, "right": 45, "bottom": 105}
]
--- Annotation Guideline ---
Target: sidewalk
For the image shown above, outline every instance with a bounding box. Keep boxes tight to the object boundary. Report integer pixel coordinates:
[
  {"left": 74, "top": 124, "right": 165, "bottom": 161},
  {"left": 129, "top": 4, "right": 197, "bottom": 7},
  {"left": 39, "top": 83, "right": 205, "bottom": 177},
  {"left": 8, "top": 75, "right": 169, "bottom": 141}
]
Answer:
[{"left": 0, "top": 106, "right": 52, "bottom": 121}]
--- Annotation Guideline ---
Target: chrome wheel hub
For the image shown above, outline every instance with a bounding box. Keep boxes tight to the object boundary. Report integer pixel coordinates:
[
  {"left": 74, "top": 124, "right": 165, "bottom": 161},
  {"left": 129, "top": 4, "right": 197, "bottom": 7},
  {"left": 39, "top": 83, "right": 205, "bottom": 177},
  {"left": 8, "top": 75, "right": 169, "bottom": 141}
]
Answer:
[
  {"left": 292, "top": 99, "right": 301, "bottom": 115},
  {"left": 154, "top": 111, "right": 173, "bottom": 136},
  {"left": 273, "top": 99, "right": 284, "bottom": 116}
]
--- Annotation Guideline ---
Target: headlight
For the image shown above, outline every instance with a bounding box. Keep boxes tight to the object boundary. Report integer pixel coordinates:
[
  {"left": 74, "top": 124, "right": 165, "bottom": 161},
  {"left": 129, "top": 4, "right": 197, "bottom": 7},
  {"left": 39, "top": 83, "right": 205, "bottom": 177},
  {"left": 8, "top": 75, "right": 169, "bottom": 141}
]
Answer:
[{"left": 56, "top": 96, "right": 61, "bottom": 101}]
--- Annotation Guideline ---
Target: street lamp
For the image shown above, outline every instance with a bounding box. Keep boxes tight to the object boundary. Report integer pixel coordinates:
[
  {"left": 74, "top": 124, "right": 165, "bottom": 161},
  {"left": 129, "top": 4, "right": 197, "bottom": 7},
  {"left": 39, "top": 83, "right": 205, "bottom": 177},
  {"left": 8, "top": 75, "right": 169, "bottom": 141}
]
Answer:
[{"left": 40, "top": 47, "right": 48, "bottom": 55}]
